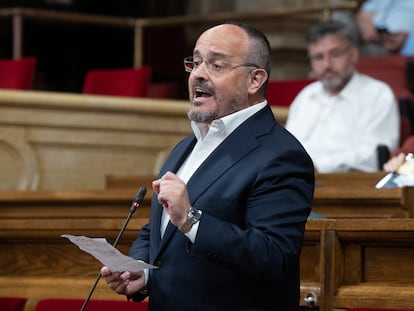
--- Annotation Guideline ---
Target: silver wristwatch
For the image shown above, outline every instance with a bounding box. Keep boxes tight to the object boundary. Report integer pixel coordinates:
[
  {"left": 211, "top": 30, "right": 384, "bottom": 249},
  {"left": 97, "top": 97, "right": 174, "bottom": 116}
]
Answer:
[{"left": 179, "top": 206, "right": 202, "bottom": 233}]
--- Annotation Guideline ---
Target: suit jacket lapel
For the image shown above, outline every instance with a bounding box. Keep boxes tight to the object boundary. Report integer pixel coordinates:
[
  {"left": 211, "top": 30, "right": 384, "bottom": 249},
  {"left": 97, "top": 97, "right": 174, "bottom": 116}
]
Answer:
[
  {"left": 159, "top": 136, "right": 197, "bottom": 176},
  {"left": 186, "top": 105, "right": 274, "bottom": 205},
  {"left": 154, "top": 105, "right": 275, "bottom": 255},
  {"left": 153, "top": 136, "right": 197, "bottom": 253}
]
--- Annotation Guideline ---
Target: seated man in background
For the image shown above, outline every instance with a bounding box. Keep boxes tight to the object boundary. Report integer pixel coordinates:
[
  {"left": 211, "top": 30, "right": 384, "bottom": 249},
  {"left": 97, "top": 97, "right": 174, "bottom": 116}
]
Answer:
[
  {"left": 286, "top": 20, "right": 400, "bottom": 173},
  {"left": 356, "top": 0, "right": 414, "bottom": 56}
]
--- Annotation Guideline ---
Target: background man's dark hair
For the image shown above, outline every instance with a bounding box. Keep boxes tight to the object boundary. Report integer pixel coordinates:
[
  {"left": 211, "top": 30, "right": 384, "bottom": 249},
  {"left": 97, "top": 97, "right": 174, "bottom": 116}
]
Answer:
[{"left": 306, "top": 20, "right": 358, "bottom": 47}]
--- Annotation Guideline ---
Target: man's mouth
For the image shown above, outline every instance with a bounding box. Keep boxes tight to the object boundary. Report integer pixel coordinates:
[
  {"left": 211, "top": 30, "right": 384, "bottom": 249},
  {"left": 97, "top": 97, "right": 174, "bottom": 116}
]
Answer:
[
  {"left": 322, "top": 70, "right": 336, "bottom": 79},
  {"left": 195, "top": 88, "right": 213, "bottom": 99}
]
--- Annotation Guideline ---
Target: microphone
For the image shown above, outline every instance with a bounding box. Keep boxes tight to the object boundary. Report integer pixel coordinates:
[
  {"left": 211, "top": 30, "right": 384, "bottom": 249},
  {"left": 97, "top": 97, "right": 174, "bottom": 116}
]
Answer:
[{"left": 80, "top": 187, "right": 147, "bottom": 311}]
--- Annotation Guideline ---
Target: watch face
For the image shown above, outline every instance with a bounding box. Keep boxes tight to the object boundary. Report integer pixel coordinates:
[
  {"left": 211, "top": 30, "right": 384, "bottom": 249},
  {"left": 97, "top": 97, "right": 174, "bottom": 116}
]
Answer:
[
  {"left": 180, "top": 207, "right": 201, "bottom": 233},
  {"left": 189, "top": 207, "right": 202, "bottom": 220},
  {"left": 189, "top": 209, "right": 198, "bottom": 218}
]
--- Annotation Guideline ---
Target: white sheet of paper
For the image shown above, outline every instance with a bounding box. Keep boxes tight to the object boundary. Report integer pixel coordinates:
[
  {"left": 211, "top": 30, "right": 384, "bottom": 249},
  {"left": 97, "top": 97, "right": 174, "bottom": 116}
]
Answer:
[{"left": 61, "top": 234, "right": 157, "bottom": 272}]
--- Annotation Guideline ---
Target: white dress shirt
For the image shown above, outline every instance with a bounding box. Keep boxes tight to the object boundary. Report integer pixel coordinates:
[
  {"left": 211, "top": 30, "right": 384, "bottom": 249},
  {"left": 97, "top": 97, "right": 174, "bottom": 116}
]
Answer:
[
  {"left": 160, "top": 101, "right": 268, "bottom": 241},
  {"left": 285, "top": 72, "right": 400, "bottom": 172}
]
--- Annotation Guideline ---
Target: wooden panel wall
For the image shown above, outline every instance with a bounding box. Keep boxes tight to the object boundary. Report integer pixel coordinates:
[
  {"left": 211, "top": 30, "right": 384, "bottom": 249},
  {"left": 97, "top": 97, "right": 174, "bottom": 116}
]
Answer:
[
  {"left": 0, "top": 90, "right": 288, "bottom": 191},
  {"left": 0, "top": 90, "right": 191, "bottom": 191}
]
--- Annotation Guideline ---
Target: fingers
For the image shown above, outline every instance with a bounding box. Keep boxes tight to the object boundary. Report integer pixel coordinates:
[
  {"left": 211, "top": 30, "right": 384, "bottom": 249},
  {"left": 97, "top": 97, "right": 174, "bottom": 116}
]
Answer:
[
  {"left": 100, "top": 266, "right": 111, "bottom": 276},
  {"left": 152, "top": 179, "right": 161, "bottom": 195},
  {"left": 108, "top": 278, "right": 130, "bottom": 295},
  {"left": 153, "top": 172, "right": 191, "bottom": 227},
  {"left": 383, "top": 153, "right": 405, "bottom": 172},
  {"left": 160, "top": 171, "right": 179, "bottom": 181},
  {"left": 153, "top": 172, "right": 177, "bottom": 195},
  {"left": 153, "top": 172, "right": 184, "bottom": 208},
  {"left": 100, "top": 266, "right": 127, "bottom": 294}
]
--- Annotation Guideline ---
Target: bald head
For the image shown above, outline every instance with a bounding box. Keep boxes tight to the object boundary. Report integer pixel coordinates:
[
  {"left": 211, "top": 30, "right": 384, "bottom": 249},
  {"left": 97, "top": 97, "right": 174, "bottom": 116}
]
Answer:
[
  {"left": 194, "top": 24, "right": 250, "bottom": 67},
  {"left": 196, "top": 22, "right": 271, "bottom": 95}
]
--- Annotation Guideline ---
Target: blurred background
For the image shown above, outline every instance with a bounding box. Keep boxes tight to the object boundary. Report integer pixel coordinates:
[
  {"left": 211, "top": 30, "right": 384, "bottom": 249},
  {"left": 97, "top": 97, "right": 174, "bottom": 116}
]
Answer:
[{"left": 0, "top": 0, "right": 356, "bottom": 98}]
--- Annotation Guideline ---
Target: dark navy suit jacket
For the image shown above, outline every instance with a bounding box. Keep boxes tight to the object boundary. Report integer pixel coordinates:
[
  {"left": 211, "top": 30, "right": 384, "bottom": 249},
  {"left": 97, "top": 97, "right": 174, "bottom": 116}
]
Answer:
[{"left": 129, "top": 104, "right": 314, "bottom": 311}]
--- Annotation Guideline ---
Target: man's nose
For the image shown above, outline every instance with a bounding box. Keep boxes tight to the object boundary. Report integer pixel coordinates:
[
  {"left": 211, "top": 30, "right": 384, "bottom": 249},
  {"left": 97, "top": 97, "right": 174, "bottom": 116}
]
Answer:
[
  {"left": 321, "top": 55, "right": 333, "bottom": 68},
  {"left": 192, "top": 60, "right": 210, "bottom": 77}
]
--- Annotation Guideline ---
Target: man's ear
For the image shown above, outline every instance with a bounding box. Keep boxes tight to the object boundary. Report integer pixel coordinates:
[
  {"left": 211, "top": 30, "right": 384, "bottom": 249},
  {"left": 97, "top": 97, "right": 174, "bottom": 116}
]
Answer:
[{"left": 248, "top": 69, "right": 268, "bottom": 94}]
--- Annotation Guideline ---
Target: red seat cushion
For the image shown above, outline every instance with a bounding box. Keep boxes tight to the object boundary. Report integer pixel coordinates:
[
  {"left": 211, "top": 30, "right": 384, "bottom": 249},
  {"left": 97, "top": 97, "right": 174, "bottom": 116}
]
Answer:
[
  {"left": 266, "top": 78, "right": 314, "bottom": 107},
  {"left": 0, "top": 297, "right": 27, "bottom": 311},
  {"left": 0, "top": 57, "right": 37, "bottom": 90},
  {"left": 83, "top": 66, "right": 152, "bottom": 98},
  {"left": 34, "top": 299, "right": 148, "bottom": 311},
  {"left": 356, "top": 55, "right": 414, "bottom": 99}
]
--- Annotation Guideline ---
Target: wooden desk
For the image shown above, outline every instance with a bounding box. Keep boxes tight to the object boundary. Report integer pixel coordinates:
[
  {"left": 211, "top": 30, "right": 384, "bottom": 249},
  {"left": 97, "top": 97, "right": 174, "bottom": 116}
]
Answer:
[
  {"left": 313, "top": 186, "right": 414, "bottom": 219},
  {"left": 302, "top": 219, "right": 414, "bottom": 311},
  {"left": 314, "top": 172, "right": 414, "bottom": 218},
  {"left": 106, "top": 173, "right": 414, "bottom": 219},
  {"left": 1, "top": 191, "right": 413, "bottom": 310},
  {"left": 323, "top": 219, "right": 414, "bottom": 310},
  {"left": 0, "top": 189, "right": 150, "bottom": 300},
  {"left": 300, "top": 220, "right": 326, "bottom": 309},
  {"left": 315, "top": 172, "right": 385, "bottom": 188}
]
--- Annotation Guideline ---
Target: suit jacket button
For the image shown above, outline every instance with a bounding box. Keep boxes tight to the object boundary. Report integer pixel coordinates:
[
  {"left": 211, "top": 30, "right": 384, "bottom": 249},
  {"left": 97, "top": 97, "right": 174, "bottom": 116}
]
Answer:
[{"left": 154, "top": 260, "right": 161, "bottom": 267}]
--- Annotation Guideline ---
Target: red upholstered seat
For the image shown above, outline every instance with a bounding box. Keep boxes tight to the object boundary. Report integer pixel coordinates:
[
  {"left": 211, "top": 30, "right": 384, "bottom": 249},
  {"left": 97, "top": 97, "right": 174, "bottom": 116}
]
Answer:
[
  {"left": 147, "top": 82, "right": 181, "bottom": 99},
  {"left": 0, "top": 297, "right": 27, "bottom": 311},
  {"left": 266, "top": 78, "right": 314, "bottom": 107},
  {"left": 399, "top": 115, "right": 412, "bottom": 147},
  {"left": 392, "top": 134, "right": 414, "bottom": 157},
  {"left": 82, "top": 66, "right": 152, "bottom": 98},
  {"left": 0, "top": 57, "right": 37, "bottom": 90},
  {"left": 33, "top": 298, "right": 148, "bottom": 311},
  {"left": 356, "top": 55, "right": 414, "bottom": 99}
]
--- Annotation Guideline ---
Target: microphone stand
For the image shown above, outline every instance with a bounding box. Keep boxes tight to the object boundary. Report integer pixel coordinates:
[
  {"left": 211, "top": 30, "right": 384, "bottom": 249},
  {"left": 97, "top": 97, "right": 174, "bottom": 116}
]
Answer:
[{"left": 80, "top": 187, "right": 147, "bottom": 311}]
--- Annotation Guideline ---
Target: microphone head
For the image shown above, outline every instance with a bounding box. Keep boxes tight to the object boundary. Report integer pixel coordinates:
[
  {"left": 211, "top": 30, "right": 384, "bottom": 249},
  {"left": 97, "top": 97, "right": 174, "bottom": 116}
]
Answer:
[
  {"left": 134, "top": 187, "right": 147, "bottom": 204},
  {"left": 130, "top": 187, "right": 147, "bottom": 213}
]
